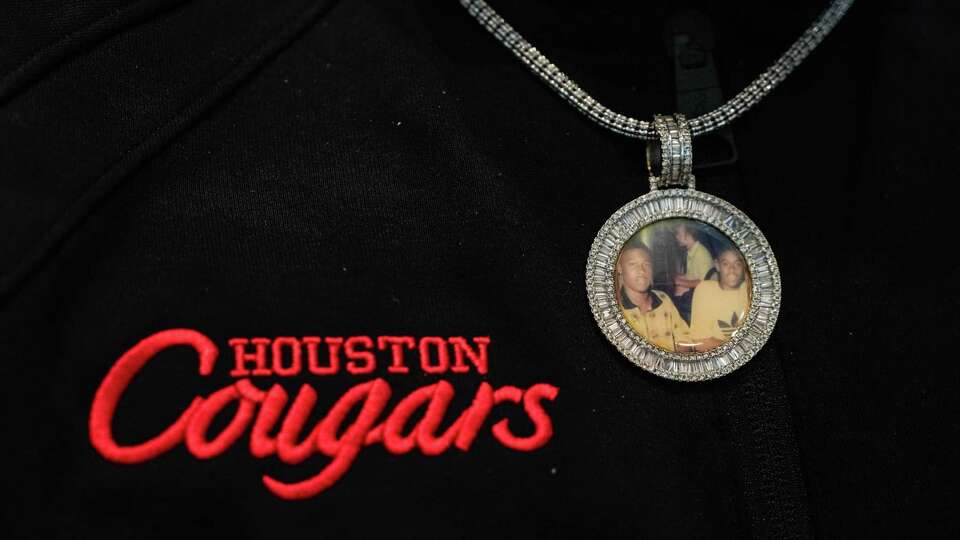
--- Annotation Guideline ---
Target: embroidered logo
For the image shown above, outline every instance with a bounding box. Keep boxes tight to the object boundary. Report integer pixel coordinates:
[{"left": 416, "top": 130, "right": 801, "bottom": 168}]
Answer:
[{"left": 88, "top": 329, "right": 559, "bottom": 500}]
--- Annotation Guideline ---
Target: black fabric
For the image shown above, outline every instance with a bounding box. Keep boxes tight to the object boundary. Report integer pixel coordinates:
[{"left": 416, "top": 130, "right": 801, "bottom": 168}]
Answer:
[{"left": 1, "top": 0, "right": 957, "bottom": 538}]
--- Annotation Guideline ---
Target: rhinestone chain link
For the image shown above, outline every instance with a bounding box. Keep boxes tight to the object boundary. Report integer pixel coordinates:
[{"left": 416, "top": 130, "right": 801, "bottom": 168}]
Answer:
[{"left": 459, "top": 0, "right": 855, "bottom": 139}]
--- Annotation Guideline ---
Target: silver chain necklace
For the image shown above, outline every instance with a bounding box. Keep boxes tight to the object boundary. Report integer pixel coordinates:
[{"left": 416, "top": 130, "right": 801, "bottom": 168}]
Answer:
[
  {"left": 459, "top": 1, "right": 856, "bottom": 381},
  {"left": 460, "top": 0, "right": 854, "bottom": 139}
]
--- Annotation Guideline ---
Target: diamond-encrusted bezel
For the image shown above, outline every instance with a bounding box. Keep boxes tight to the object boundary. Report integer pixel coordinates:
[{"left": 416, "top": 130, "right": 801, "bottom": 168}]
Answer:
[{"left": 585, "top": 189, "right": 781, "bottom": 381}]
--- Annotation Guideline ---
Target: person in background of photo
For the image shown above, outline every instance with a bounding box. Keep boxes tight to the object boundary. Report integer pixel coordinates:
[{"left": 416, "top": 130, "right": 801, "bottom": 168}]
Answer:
[
  {"left": 616, "top": 241, "right": 691, "bottom": 352},
  {"left": 671, "top": 222, "right": 714, "bottom": 323},
  {"left": 689, "top": 246, "right": 751, "bottom": 352},
  {"left": 673, "top": 222, "right": 714, "bottom": 295}
]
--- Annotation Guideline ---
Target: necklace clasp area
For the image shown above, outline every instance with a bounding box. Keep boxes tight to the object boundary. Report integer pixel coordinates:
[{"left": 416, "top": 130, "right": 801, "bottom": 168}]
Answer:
[{"left": 646, "top": 113, "right": 696, "bottom": 191}]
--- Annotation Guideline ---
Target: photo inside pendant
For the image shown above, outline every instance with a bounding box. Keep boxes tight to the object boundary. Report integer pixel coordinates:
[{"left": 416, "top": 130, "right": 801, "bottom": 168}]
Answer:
[{"left": 614, "top": 218, "right": 752, "bottom": 355}]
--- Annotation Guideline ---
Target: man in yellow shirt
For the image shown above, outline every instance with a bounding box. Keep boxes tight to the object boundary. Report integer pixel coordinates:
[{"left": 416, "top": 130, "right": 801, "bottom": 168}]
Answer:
[
  {"left": 673, "top": 222, "right": 714, "bottom": 295},
  {"left": 689, "top": 247, "right": 751, "bottom": 352},
  {"left": 616, "top": 242, "right": 691, "bottom": 352}
]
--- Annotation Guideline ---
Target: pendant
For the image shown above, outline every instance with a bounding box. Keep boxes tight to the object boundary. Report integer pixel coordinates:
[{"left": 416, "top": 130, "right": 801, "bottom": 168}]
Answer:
[{"left": 586, "top": 114, "right": 781, "bottom": 381}]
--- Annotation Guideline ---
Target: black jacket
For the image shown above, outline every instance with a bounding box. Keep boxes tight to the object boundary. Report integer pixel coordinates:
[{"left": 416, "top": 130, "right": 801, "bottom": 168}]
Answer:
[{"left": 1, "top": 1, "right": 956, "bottom": 538}]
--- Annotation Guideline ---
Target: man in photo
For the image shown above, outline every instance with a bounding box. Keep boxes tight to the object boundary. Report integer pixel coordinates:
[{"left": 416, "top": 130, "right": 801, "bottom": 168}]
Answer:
[
  {"left": 673, "top": 222, "right": 714, "bottom": 295},
  {"left": 671, "top": 221, "right": 714, "bottom": 323},
  {"left": 688, "top": 246, "right": 751, "bottom": 352},
  {"left": 617, "top": 241, "right": 691, "bottom": 352}
]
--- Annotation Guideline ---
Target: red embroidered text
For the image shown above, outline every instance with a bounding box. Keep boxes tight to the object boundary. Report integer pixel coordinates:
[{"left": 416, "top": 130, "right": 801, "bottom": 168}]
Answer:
[{"left": 89, "top": 329, "right": 559, "bottom": 499}]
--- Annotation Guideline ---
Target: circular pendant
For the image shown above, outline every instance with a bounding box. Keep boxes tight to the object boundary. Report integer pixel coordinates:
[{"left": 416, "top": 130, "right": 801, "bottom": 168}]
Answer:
[
  {"left": 585, "top": 114, "right": 780, "bottom": 381},
  {"left": 585, "top": 188, "right": 781, "bottom": 381}
]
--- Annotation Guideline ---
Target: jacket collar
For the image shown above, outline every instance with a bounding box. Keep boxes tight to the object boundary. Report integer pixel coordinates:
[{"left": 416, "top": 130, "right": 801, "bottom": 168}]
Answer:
[{"left": 620, "top": 285, "right": 662, "bottom": 311}]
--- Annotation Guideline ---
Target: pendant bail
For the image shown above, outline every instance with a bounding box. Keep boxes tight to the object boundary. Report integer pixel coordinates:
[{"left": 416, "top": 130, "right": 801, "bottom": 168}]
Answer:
[{"left": 646, "top": 113, "right": 696, "bottom": 191}]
